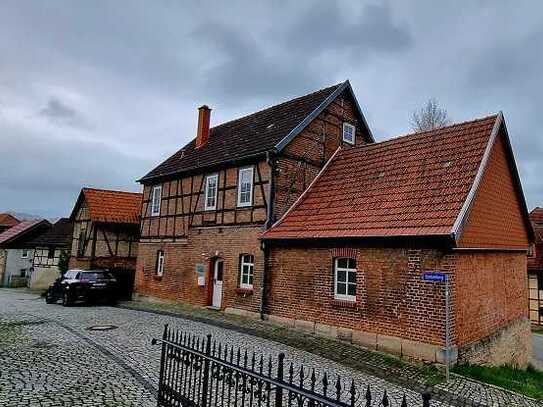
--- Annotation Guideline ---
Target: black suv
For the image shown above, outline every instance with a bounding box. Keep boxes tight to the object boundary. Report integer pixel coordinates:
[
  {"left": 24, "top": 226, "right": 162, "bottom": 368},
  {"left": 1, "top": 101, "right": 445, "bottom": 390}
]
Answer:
[{"left": 45, "top": 269, "right": 118, "bottom": 306}]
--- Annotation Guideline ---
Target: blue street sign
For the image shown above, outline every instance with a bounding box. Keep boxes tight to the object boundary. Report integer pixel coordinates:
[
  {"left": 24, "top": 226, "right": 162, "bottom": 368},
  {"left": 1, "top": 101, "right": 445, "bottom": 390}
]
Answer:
[{"left": 422, "top": 272, "right": 448, "bottom": 282}]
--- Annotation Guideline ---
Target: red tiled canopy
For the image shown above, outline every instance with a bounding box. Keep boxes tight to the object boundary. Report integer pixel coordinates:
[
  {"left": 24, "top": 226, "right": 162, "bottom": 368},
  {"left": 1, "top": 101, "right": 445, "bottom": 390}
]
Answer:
[
  {"left": 0, "top": 220, "right": 47, "bottom": 246},
  {"left": 263, "top": 115, "right": 499, "bottom": 240},
  {"left": 80, "top": 188, "right": 143, "bottom": 224}
]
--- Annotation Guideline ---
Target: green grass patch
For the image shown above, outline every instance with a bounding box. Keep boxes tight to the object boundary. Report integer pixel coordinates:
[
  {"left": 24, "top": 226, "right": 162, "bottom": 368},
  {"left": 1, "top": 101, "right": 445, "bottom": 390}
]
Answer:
[{"left": 452, "top": 363, "right": 543, "bottom": 399}]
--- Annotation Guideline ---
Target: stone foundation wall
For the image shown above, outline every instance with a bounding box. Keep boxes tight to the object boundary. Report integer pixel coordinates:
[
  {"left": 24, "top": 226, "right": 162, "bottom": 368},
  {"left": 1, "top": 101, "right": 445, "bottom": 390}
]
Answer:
[{"left": 457, "top": 318, "right": 532, "bottom": 367}]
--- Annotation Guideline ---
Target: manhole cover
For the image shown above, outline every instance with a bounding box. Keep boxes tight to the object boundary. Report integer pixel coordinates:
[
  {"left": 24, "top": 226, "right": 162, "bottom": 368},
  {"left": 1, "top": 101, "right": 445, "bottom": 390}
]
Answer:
[{"left": 87, "top": 325, "right": 118, "bottom": 331}]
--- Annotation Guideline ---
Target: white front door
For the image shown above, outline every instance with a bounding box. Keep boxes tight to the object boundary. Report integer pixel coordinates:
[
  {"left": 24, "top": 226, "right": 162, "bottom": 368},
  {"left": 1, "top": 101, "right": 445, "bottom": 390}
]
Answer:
[{"left": 212, "top": 259, "right": 223, "bottom": 308}]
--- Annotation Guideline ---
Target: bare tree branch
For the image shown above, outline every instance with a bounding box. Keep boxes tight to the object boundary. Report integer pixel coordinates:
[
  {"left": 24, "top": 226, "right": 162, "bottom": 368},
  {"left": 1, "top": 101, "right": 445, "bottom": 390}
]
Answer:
[{"left": 410, "top": 98, "right": 451, "bottom": 131}]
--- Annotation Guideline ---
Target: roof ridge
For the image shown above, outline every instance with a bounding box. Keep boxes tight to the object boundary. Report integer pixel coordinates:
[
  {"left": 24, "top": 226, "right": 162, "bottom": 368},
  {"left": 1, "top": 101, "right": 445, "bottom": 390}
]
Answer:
[
  {"left": 208, "top": 82, "right": 345, "bottom": 133},
  {"left": 349, "top": 113, "right": 499, "bottom": 153},
  {"left": 83, "top": 187, "right": 142, "bottom": 196}
]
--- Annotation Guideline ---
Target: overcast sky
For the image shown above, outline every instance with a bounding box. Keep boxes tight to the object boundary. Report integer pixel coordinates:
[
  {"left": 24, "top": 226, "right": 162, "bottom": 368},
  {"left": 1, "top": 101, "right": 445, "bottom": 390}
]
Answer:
[{"left": 1, "top": 1, "right": 542, "bottom": 218}]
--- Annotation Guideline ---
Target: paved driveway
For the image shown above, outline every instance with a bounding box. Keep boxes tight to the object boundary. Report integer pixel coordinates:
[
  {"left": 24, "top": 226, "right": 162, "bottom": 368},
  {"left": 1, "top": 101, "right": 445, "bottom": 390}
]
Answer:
[{"left": 0, "top": 289, "right": 432, "bottom": 407}]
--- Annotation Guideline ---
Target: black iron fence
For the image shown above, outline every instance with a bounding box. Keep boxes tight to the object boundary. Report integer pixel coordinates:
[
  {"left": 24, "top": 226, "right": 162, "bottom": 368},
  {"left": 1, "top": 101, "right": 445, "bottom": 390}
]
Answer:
[{"left": 152, "top": 325, "right": 432, "bottom": 407}]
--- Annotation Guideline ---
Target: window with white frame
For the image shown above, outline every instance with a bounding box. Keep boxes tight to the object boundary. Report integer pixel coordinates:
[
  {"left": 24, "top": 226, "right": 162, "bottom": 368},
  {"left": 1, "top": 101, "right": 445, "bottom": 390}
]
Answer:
[
  {"left": 204, "top": 174, "right": 218, "bottom": 210},
  {"left": 21, "top": 249, "right": 29, "bottom": 259},
  {"left": 237, "top": 167, "right": 254, "bottom": 207},
  {"left": 151, "top": 185, "right": 162, "bottom": 216},
  {"left": 342, "top": 123, "right": 355, "bottom": 144},
  {"left": 156, "top": 250, "right": 165, "bottom": 277},
  {"left": 528, "top": 244, "right": 536, "bottom": 257},
  {"left": 239, "top": 254, "right": 254, "bottom": 289},
  {"left": 334, "top": 257, "right": 357, "bottom": 301}
]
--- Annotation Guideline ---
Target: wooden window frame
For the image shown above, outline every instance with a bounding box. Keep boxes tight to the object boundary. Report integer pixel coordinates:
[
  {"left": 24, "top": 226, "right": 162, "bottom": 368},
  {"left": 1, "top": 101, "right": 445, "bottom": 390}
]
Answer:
[
  {"left": 151, "top": 185, "right": 162, "bottom": 216},
  {"left": 237, "top": 166, "right": 254, "bottom": 208},
  {"left": 342, "top": 122, "right": 355, "bottom": 145},
  {"left": 21, "top": 249, "right": 29, "bottom": 259},
  {"left": 333, "top": 257, "right": 357, "bottom": 302},
  {"left": 204, "top": 173, "right": 219, "bottom": 211},
  {"left": 156, "top": 250, "right": 165, "bottom": 277},
  {"left": 239, "top": 254, "right": 254, "bottom": 289}
]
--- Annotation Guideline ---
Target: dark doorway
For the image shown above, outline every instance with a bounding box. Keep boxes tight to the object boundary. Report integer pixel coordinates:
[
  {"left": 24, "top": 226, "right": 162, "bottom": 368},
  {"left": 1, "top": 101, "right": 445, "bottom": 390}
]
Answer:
[{"left": 110, "top": 268, "right": 135, "bottom": 300}]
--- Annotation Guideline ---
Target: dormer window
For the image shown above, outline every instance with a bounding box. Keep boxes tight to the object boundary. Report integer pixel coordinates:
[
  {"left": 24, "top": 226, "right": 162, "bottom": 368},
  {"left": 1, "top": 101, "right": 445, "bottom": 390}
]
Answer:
[
  {"left": 342, "top": 123, "right": 355, "bottom": 144},
  {"left": 205, "top": 174, "right": 218, "bottom": 211},
  {"left": 151, "top": 185, "right": 162, "bottom": 216}
]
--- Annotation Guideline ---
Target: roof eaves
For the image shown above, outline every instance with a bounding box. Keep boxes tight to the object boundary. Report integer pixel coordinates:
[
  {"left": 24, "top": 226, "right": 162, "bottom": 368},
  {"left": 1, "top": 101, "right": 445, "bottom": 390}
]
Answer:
[
  {"left": 344, "top": 80, "right": 375, "bottom": 143},
  {"left": 274, "top": 82, "right": 349, "bottom": 152},
  {"left": 137, "top": 151, "right": 268, "bottom": 184},
  {"left": 451, "top": 112, "right": 502, "bottom": 243}
]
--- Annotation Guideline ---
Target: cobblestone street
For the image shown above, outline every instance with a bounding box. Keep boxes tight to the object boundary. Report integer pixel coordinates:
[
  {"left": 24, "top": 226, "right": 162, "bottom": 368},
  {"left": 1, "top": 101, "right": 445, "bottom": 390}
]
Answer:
[
  {"left": 1, "top": 289, "right": 540, "bottom": 407},
  {"left": 0, "top": 289, "right": 442, "bottom": 406}
]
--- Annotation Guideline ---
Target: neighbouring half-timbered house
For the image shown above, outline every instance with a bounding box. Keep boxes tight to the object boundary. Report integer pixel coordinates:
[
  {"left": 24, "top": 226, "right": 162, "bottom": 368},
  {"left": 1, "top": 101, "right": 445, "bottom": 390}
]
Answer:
[
  {"left": 263, "top": 113, "right": 533, "bottom": 366},
  {"left": 0, "top": 219, "right": 51, "bottom": 287},
  {"left": 26, "top": 218, "right": 73, "bottom": 290},
  {"left": 69, "top": 187, "right": 142, "bottom": 298},
  {"left": 528, "top": 207, "right": 543, "bottom": 325},
  {"left": 135, "top": 81, "right": 373, "bottom": 315}
]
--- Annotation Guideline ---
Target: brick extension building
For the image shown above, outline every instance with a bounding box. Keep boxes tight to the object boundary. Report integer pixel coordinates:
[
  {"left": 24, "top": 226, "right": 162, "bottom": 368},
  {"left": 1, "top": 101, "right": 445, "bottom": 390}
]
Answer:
[
  {"left": 528, "top": 208, "right": 543, "bottom": 325},
  {"left": 263, "top": 113, "right": 533, "bottom": 366},
  {"left": 135, "top": 82, "right": 532, "bottom": 366}
]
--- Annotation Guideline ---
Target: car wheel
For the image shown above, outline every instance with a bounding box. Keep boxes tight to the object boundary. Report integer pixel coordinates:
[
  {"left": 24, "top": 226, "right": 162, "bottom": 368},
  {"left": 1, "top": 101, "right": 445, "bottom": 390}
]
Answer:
[
  {"left": 45, "top": 290, "right": 56, "bottom": 304},
  {"left": 62, "top": 291, "right": 72, "bottom": 307}
]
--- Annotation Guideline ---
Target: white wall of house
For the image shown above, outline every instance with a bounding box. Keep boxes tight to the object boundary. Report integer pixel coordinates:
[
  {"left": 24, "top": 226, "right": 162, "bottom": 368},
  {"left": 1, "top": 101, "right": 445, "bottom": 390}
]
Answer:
[
  {"left": 30, "top": 247, "right": 65, "bottom": 289},
  {"left": 1, "top": 248, "right": 34, "bottom": 287}
]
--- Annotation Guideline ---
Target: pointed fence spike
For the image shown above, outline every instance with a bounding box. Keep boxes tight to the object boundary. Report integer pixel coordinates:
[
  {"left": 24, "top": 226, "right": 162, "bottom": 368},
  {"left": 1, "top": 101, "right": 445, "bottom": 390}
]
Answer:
[
  {"left": 401, "top": 394, "right": 408, "bottom": 407},
  {"left": 335, "top": 375, "right": 342, "bottom": 400},
  {"left": 365, "top": 385, "right": 371, "bottom": 405},
  {"left": 382, "top": 390, "right": 389, "bottom": 407},
  {"left": 349, "top": 380, "right": 356, "bottom": 407}
]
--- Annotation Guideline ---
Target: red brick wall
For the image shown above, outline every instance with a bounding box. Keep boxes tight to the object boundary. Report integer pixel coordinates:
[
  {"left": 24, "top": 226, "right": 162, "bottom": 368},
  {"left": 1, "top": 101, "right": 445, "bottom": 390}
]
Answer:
[
  {"left": 454, "top": 251, "right": 528, "bottom": 346},
  {"left": 266, "top": 244, "right": 454, "bottom": 345},
  {"left": 459, "top": 130, "right": 530, "bottom": 249},
  {"left": 135, "top": 226, "right": 263, "bottom": 312}
]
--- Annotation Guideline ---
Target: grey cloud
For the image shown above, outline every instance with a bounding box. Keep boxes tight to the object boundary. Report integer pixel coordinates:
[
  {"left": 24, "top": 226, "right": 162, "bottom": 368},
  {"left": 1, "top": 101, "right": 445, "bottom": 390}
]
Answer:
[
  {"left": 38, "top": 98, "right": 90, "bottom": 129},
  {"left": 1, "top": 1, "right": 543, "bottom": 215}
]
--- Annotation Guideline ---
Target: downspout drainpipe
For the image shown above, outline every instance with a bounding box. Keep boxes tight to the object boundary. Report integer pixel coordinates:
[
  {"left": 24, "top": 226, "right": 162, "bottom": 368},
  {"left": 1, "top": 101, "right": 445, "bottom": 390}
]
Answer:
[{"left": 260, "top": 150, "right": 276, "bottom": 320}]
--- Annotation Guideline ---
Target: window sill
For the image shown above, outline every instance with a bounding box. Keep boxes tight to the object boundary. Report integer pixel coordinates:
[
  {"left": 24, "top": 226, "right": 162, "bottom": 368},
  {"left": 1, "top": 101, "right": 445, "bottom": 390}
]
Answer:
[
  {"left": 236, "top": 287, "right": 254, "bottom": 296},
  {"left": 153, "top": 275, "right": 163, "bottom": 281},
  {"left": 332, "top": 299, "right": 357, "bottom": 309}
]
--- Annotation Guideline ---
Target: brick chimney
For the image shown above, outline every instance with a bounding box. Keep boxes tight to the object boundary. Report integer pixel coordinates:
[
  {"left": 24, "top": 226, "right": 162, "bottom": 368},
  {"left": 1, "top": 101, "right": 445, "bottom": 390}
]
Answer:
[{"left": 195, "top": 105, "right": 211, "bottom": 148}]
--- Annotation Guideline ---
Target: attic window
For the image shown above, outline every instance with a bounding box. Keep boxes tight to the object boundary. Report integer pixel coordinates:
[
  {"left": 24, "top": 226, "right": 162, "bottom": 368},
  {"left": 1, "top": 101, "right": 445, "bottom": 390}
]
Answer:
[{"left": 342, "top": 123, "right": 355, "bottom": 144}]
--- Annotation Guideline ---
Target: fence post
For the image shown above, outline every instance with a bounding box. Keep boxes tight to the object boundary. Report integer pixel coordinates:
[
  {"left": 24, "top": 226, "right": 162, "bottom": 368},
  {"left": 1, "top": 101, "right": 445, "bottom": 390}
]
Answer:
[
  {"left": 157, "top": 324, "right": 168, "bottom": 404},
  {"left": 275, "top": 353, "right": 285, "bottom": 407},
  {"left": 201, "top": 334, "right": 212, "bottom": 407},
  {"left": 422, "top": 387, "right": 431, "bottom": 407}
]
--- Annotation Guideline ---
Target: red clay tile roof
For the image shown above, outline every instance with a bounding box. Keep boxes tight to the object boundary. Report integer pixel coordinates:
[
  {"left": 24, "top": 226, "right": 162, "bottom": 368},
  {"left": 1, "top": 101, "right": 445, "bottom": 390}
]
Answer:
[
  {"left": 0, "top": 219, "right": 49, "bottom": 246},
  {"left": 0, "top": 213, "right": 20, "bottom": 227},
  {"left": 263, "top": 115, "right": 500, "bottom": 240},
  {"left": 77, "top": 188, "right": 143, "bottom": 224},
  {"left": 139, "top": 81, "right": 373, "bottom": 183}
]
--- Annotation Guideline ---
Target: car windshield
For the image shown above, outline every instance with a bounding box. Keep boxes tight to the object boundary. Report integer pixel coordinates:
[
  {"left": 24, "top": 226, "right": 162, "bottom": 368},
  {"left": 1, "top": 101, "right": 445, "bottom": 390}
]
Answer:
[{"left": 64, "top": 271, "right": 79, "bottom": 279}]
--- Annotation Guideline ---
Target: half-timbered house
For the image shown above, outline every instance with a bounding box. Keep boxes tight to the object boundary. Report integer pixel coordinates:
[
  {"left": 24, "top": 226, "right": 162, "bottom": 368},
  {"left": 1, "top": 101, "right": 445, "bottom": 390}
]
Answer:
[
  {"left": 135, "top": 81, "right": 373, "bottom": 314},
  {"left": 26, "top": 218, "right": 73, "bottom": 289},
  {"left": 528, "top": 207, "right": 543, "bottom": 325},
  {"left": 69, "top": 187, "right": 142, "bottom": 298}
]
